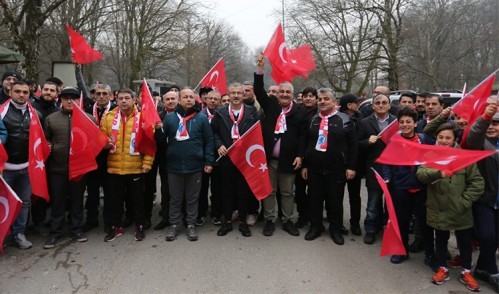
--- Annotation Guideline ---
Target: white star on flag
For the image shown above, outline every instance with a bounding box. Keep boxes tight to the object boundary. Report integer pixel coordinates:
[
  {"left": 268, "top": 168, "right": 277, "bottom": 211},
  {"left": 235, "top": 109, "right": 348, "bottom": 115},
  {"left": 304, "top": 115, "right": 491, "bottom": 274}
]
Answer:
[
  {"left": 259, "top": 163, "right": 267, "bottom": 172},
  {"left": 35, "top": 160, "right": 45, "bottom": 171}
]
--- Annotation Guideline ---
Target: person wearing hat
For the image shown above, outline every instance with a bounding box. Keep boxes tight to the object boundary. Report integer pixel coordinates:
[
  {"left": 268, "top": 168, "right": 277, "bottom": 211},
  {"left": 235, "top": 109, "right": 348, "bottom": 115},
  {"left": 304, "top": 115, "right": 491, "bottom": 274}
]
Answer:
[
  {"left": 339, "top": 94, "right": 364, "bottom": 236},
  {"left": 466, "top": 98, "right": 499, "bottom": 292},
  {"left": 43, "top": 87, "right": 96, "bottom": 249},
  {"left": 0, "top": 70, "right": 22, "bottom": 104}
]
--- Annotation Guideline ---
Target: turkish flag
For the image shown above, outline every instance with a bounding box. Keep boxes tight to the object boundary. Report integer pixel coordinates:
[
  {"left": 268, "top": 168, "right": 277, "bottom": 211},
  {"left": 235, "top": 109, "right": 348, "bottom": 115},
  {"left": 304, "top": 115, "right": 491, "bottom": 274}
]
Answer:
[
  {"left": 379, "top": 120, "right": 400, "bottom": 144},
  {"left": 374, "top": 170, "right": 406, "bottom": 256},
  {"left": 69, "top": 103, "right": 108, "bottom": 181},
  {"left": 135, "top": 79, "right": 161, "bottom": 157},
  {"left": 27, "top": 103, "right": 51, "bottom": 201},
  {"left": 0, "top": 176, "right": 22, "bottom": 253},
  {"left": 376, "top": 135, "right": 495, "bottom": 175},
  {"left": 264, "top": 23, "right": 316, "bottom": 84},
  {"left": 227, "top": 122, "right": 272, "bottom": 200},
  {"left": 199, "top": 58, "right": 228, "bottom": 95},
  {"left": 66, "top": 23, "right": 104, "bottom": 64},
  {"left": 453, "top": 73, "right": 495, "bottom": 148},
  {"left": 0, "top": 142, "right": 8, "bottom": 171}
]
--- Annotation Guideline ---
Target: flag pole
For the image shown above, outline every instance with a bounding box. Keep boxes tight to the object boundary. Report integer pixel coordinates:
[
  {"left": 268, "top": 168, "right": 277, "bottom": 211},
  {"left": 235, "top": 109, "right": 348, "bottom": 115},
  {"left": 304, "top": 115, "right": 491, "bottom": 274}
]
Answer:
[{"left": 193, "top": 58, "right": 223, "bottom": 91}]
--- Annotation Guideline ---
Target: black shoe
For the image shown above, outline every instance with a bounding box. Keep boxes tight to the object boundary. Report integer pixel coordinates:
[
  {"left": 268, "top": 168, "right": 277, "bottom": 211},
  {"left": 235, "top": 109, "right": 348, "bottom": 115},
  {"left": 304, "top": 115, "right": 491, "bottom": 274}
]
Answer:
[
  {"left": 72, "top": 232, "right": 88, "bottom": 242},
  {"left": 82, "top": 222, "right": 99, "bottom": 233},
  {"left": 153, "top": 220, "right": 170, "bottom": 230},
  {"left": 409, "top": 238, "right": 424, "bottom": 253},
  {"left": 350, "top": 223, "right": 362, "bottom": 236},
  {"left": 390, "top": 254, "right": 409, "bottom": 264},
  {"left": 195, "top": 217, "right": 205, "bottom": 226},
  {"left": 211, "top": 217, "right": 222, "bottom": 226},
  {"left": 341, "top": 226, "right": 348, "bottom": 235},
  {"left": 305, "top": 226, "right": 324, "bottom": 241},
  {"left": 122, "top": 216, "right": 133, "bottom": 228},
  {"left": 43, "top": 236, "right": 62, "bottom": 249},
  {"left": 364, "top": 232, "right": 376, "bottom": 244},
  {"left": 135, "top": 225, "right": 145, "bottom": 241},
  {"left": 330, "top": 230, "right": 344, "bottom": 245},
  {"left": 295, "top": 217, "right": 309, "bottom": 229},
  {"left": 283, "top": 221, "right": 300, "bottom": 236},
  {"left": 217, "top": 222, "right": 233, "bottom": 236},
  {"left": 239, "top": 223, "right": 251, "bottom": 237},
  {"left": 263, "top": 220, "right": 275, "bottom": 236},
  {"left": 143, "top": 219, "right": 152, "bottom": 230}
]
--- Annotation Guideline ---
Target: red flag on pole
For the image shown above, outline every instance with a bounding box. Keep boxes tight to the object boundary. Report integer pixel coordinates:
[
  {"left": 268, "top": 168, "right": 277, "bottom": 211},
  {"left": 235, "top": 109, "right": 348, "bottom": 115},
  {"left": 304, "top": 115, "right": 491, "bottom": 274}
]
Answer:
[
  {"left": 69, "top": 103, "right": 108, "bottom": 181},
  {"left": 263, "top": 23, "right": 316, "bottom": 84},
  {"left": 376, "top": 135, "right": 495, "bottom": 175},
  {"left": 0, "top": 176, "right": 22, "bottom": 253},
  {"left": 374, "top": 170, "right": 406, "bottom": 256},
  {"left": 199, "top": 58, "right": 228, "bottom": 95},
  {"left": 226, "top": 122, "right": 272, "bottom": 200},
  {"left": 135, "top": 79, "right": 161, "bottom": 157},
  {"left": 453, "top": 73, "right": 495, "bottom": 147},
  {"left": 0, "top": 142, "right": 8, "bottom": 171},
  {"left": 66, "top": 23, "right": 104, "bottom": 64},
  {"left": 27, "top": 103, "right": 51, "bottom": 201}
]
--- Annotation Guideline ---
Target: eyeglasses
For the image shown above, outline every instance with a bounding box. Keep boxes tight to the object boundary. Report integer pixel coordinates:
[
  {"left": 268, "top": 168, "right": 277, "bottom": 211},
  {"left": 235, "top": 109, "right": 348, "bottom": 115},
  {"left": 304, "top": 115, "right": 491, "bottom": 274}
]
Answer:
[
  {"left": 95, "top": 92, "right": 109, "bottom": 96},
  {"left": 374, "top": 101, "right": 389, "bottom": 105}
]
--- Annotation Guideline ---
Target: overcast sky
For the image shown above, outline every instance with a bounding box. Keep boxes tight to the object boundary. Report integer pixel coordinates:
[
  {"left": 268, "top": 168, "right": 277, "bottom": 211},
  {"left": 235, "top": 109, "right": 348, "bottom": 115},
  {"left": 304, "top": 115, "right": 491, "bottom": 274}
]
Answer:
[{"left": 209, "top": 0, "right": 283, "bottom": 50}]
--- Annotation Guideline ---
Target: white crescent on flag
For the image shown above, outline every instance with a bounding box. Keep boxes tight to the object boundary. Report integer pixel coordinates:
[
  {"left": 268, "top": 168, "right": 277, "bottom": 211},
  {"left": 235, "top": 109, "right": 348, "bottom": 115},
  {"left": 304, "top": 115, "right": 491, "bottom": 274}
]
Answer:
[
  {"left": 208, "top": 71, "right": 219, "bottom": 84},
  {"left": 278, "top": 43, "right": 288, "bottom": 64},
  {"left": 245, "top": 144, "right": 265, "bottom": 168},
  {"left": 0, "top": 196, "right": 8, "bottom": 224}
]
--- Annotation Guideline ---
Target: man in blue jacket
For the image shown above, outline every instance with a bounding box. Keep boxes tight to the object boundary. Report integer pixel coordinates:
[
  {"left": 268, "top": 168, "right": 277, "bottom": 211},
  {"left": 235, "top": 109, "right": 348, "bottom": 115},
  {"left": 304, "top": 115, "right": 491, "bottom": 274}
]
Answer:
[{"left": 156, "top": 88, "right": 215, "bottom": 242}]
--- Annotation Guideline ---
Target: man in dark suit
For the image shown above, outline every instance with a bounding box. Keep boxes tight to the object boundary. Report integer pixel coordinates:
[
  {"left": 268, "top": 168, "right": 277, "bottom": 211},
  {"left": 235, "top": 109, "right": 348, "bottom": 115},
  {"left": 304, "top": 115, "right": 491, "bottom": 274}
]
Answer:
[
  {"left": 357, "top": 94, "right": 396, "bottom": 244},
  {"left": 254, "top": 54, "right": 307, "bottom": 237}
]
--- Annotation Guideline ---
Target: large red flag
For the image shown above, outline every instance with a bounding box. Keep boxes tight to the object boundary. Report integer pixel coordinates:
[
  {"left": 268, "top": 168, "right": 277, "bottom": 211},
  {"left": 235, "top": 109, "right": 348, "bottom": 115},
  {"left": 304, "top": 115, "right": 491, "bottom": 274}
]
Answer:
[
  {"left": 0, "top": 176, "right": 22, "bottom": 253},
  {"left": 66, "top": 23, "right": 104, "bottom": 64},
  {"left": 263, "top": 23, "right": 316, "bottom": 84},
  {"left": 199, "top": 58, "right": 228, "bottom": 95},
  {"left": 374, "top": 170, "right": 406, "bottom": 256},
  {"left": 135, "top": 79, "right": 161, "bottom": 157},
  {"left": 0, "top": 142, "right": 8, "bottom": 171},
  {"left": 69, "top": 103, "right": 108, "bottom": 181},
  {"left": 227, "top": 122, "right": 272, "bottom": 200},
  {"left": 376, "top": 135, "right": 495, "bottom": 175},
  {"left": 453, "top": 73, "right": 495, "bottom": 147},
  {"left": 379, "top": 120, "right": 400, "bottom": 144},
  {"left": 27, "top": 103, "right": 51, "bottom": 201}
]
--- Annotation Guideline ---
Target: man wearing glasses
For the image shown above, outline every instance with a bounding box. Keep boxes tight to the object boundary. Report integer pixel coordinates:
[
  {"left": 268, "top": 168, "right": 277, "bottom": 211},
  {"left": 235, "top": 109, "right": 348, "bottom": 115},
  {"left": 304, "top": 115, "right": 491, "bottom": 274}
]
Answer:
[
  {"left": 357, "top": 94, "right": 396, "bottom": 245},
  {"left": 83, "top": 84, "right": 116, "bottom": 233}
]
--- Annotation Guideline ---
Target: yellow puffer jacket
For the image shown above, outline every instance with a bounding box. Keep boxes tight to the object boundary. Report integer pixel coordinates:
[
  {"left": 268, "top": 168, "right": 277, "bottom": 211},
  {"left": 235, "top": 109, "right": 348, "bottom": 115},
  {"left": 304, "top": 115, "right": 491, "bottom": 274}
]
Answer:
[{"left": 101, "top": 106, "right": 154, "bottom": 175}]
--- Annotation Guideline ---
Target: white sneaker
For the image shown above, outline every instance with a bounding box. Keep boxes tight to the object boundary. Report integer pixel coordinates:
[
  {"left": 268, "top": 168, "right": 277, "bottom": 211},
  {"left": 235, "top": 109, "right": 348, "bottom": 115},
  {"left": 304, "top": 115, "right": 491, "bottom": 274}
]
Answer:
[{"left": 14, "top": 233, "right": 32, "bottom": 249}]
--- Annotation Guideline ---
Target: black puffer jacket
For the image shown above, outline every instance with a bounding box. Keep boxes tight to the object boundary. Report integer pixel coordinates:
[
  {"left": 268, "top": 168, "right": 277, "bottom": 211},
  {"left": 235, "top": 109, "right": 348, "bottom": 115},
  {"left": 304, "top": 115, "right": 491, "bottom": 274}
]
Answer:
[{"left": 2, "top": 103, "right": 31, "bottom": 164}]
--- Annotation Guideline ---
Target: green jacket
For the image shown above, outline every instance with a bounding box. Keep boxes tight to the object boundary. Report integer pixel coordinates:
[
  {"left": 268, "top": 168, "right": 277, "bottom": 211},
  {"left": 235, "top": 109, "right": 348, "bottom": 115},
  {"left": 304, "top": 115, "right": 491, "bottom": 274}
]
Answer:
[{"left": 416, "top": 163, "right": 484, "bottom": 231}]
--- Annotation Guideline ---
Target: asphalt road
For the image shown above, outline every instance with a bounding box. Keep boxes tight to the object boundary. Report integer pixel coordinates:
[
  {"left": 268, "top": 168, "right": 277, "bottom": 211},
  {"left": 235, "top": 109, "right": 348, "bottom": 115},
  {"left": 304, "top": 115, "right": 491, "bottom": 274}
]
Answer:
[{"left": 0, "top": 180, "right": 497, "bottom": 293}]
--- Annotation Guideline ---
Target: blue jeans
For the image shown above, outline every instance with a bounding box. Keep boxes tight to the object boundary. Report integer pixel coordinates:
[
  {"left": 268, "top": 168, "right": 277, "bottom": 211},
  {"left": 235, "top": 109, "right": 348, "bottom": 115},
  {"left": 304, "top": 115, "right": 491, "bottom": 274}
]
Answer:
[
  {"left": 3, "top": 168, "right": 32, "bottom": 235},
  {"left": 364, "top": 186, "right": 383, "bottom": 233}
]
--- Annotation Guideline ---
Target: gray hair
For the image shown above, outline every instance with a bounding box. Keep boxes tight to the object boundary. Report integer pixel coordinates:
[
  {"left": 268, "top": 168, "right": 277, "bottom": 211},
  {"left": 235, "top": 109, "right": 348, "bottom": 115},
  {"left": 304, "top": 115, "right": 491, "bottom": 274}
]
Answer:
[
  {"left": 95, "top": 84, "right": 111, "bottom": 93},
  {"left": 279, "top": 82, "right": 294, "bottom": 93},
  {"left": 317, "top": 87, "right": 336, "bottom": 100}
]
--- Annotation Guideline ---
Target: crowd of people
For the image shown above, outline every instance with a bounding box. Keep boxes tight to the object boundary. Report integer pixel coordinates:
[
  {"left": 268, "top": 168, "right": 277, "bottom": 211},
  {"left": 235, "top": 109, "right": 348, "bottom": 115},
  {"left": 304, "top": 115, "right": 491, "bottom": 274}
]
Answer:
[{"left": 0, "top": 54, "right": 498, "bottom": 293}]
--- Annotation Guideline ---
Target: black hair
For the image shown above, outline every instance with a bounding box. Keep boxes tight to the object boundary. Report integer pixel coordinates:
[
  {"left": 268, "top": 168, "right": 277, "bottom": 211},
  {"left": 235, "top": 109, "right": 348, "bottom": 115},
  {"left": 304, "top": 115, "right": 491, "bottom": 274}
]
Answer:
[
  {"left": 397, "top": 107, "right": 418, "bottom": 122},
  {"left": 301, "top": 86, "right": 317, "bottom": 98},
  {"left": 399, "top": 92, "right": 416, "bottom": 103}
]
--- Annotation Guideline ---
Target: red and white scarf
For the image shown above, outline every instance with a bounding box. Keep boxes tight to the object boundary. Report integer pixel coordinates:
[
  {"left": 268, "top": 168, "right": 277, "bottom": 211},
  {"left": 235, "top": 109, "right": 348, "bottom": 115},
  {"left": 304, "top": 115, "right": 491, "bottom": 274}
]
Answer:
[
  {"left": 315, "top": 111, "right": 336, "bottom": 152},
  {"left": 275, "top": 101, "right": 293, "bottom": 134},
  {"left": 93, "top": 102, "right": 111, "bottom": 127},
  {"left": 228, "top": 105, "right": 244, "bottom": 140},
  {"left": 175, "top": 112, "right": 197, "bottom": 141},
  {"left": 110, "top": 108, "right": 140, "bottom": 155},
  {"left": 206, "top": 108, "right": 214, "bottom": 123}
]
